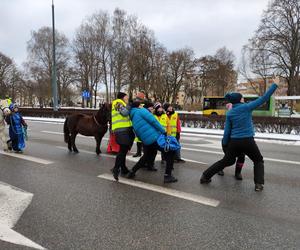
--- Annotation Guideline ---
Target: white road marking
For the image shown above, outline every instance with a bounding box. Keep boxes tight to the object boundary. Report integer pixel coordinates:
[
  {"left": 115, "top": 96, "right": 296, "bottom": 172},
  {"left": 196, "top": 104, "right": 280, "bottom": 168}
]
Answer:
[
  {"left": 0, "top": 150, "right": 53, "bottom": 165},
  {"left": 56, "top": 146, "right": 207, "bottom": 165},
  {"left": 0, "top": 182, "right": 45, "bottom": 249},
  {"left": 41, "top": 131, "right": 108, "bottom": 140},
  {"left": 181, "top": 147, "right": 300, "bottom": 166},
  {"left": 98, "top": 173, "right": 220, "bottom": 207}
]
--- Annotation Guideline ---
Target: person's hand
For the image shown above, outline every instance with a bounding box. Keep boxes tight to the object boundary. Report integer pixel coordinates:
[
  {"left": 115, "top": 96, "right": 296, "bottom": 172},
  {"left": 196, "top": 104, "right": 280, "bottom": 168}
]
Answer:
[{"left": 272, "top": 75, "right": 279, "bottom": 86}]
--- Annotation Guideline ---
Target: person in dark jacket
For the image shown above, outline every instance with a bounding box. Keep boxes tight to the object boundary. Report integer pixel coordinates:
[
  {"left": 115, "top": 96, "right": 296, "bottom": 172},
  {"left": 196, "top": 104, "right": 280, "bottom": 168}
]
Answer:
[
  {"left": 200, "top": 83, "right": 278, "bottom": 191},
  {"left": 128, "top": 100, "right": 177, "bottom": 183}
]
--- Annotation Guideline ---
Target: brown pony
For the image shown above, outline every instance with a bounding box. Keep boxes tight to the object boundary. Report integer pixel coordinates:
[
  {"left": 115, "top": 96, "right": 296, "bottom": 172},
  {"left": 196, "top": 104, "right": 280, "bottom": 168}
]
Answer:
[{"left": 63, "top": 103, "right": 111, "bottom": 154}]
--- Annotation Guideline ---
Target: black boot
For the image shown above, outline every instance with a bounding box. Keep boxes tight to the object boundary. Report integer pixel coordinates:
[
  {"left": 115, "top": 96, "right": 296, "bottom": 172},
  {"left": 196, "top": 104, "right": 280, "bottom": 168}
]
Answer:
[
  {"left": 200, "top": 174, "right": 211, "bottom": 184},
  {"left": 127, "top": 170, "right": 136, "bottom": 179},
  {"left": 164, "top": 175, "right": 178, "bottom": 183},
  {"left": 255, "top": 183, "right": 264, "bottom": 192},
  {"left": 133, "top": 142, "right": 142, "bottom": 157},
  {"left": 235, "top": 164, "right": 243, "bottom": 180},
  {"left": 111, "top": 167, "right": 119, "bottom": 181}
]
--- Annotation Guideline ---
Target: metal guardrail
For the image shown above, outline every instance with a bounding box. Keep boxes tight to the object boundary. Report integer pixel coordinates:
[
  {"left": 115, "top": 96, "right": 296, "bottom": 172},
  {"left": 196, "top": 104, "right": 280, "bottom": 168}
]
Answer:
[{"left": 19, "top": 107, "right": 300, "bottom": 135}]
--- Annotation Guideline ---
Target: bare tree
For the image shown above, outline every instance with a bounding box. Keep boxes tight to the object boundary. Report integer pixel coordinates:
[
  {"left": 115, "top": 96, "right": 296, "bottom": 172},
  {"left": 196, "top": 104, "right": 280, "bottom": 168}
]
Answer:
[
  {"left": 248, "top": 0, "right": 300, "bottom": 95},
  {"left": 26, "top": 27, "right": 71, "bottom": 107}
]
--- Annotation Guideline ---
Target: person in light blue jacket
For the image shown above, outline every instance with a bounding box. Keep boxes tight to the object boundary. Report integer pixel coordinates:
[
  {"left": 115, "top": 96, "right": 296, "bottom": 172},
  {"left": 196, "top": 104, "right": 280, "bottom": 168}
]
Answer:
[
  {"left": 200, "top": 83, "right": 278, "bottom": 191},
  {"left": 128, "top": 100, "right": 177, "bottom": 183}
]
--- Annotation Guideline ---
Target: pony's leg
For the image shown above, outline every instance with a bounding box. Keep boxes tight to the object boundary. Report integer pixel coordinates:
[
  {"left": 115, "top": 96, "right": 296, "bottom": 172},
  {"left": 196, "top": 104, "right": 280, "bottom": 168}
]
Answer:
[
  {"left": 71, "top": 133, "right": 79, "bottom": 153},
  {"left": 0, "top": 127, "right": 8, "bottom": 151},
  {"left": 67, "top": 135, "right": 72, "bottom": 152},
  {"left": 95, "top": 135, "right": 102, "bottom": 155}
]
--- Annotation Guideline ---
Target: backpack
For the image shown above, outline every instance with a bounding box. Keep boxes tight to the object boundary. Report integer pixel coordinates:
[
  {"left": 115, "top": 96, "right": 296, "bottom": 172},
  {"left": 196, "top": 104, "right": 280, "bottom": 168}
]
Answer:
[{"left": 157, "top": 134, "right": 181, "bottom": 152}]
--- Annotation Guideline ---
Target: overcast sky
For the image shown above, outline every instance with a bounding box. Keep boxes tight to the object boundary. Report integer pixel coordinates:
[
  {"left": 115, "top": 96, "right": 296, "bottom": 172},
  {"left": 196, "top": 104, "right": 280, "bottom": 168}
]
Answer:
[{"left": 0, "top": 0, "right": 269, "bottom": 68}]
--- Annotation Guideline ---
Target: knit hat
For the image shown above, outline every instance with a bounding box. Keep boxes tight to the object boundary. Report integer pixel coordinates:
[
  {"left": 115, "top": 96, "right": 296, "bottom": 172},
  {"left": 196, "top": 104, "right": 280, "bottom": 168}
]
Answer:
[
  {"left": 136, "top": 91, "right": 146, "bottom": 101},
  {"left": 163, "top": 103, "right": 171, "bottom": 111},
  {"left": 9, "top": 103, "right": 18, "bottom": 111},
  {"left": 143, "top": 101, "right": 154, "bottom": 109},
  {"left": 224, "top": 92, "right": 243, "bottom": 104},
  {"left": 153, "top": 102, "right": 162, "bottom": 110},
  {"left": 117, "top": 92, "right": 127, "bottom": 99}
]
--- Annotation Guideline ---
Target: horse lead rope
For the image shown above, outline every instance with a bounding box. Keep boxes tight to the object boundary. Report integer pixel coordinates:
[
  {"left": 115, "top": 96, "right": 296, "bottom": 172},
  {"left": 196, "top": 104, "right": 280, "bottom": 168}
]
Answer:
[{"left": 93, "top": 115, "right": 101, "bottom": 127}]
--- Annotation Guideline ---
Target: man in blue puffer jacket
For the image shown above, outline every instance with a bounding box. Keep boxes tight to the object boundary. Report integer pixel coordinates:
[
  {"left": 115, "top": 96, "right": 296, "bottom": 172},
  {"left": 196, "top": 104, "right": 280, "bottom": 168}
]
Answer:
[
  {"left": 200, "top": 83, "right": 278, "bottom": 191},
  {"left": 128, "top": 100, "right": 177, "bottom": 183}
]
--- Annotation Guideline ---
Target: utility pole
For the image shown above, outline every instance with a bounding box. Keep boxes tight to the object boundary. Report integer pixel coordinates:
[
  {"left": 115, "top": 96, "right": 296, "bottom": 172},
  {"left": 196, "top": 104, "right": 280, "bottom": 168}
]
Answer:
[{"left": 51, "top": 0, "right": 58, "bottom": 111}]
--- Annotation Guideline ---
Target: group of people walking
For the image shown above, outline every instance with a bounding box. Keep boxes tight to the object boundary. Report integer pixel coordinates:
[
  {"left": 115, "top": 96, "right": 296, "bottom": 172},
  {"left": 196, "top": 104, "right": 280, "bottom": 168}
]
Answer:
[
  {"left": 111, "top": 92, "right": 184, "bottom": 183},
  {"left": 111, "top": 82, "right": 278, "bottom": 191}
]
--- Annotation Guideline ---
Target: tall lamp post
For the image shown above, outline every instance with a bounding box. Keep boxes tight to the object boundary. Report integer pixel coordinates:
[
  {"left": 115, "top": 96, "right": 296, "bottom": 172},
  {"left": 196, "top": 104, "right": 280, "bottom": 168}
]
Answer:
[{"left": 51, "top": 0, "right": 58, "bottom": 111}]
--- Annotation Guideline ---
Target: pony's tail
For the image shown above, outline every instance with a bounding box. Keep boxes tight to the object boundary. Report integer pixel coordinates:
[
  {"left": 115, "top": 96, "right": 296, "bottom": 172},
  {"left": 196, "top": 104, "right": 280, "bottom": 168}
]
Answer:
[{"left": 64, "top": 117, "right": 70, "bottom": 143}]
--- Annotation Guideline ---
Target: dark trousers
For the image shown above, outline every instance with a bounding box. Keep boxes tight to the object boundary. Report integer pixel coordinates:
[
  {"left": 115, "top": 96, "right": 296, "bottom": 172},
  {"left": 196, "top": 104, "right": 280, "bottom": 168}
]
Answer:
[
  {"left": 114, "top": 144, "right": 130, "bottom": 172},
  {"left": 203, "top": 137, "right": 264, "bottom": 184},
  {"left": 131, "top": 142, "right": 175, "bottom": 176},
  {"left": 222, "top": 144, "right": 245, "bottom": 166}
]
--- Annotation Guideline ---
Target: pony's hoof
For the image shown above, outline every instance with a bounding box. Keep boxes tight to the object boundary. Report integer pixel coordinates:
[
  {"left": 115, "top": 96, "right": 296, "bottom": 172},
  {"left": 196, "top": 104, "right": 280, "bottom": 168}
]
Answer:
[
  {"left": 74, "top": 150, "right": 79, "bottom": 153},
  {"left": 96, "top": 150, "right": 102, "bottom": 155}
]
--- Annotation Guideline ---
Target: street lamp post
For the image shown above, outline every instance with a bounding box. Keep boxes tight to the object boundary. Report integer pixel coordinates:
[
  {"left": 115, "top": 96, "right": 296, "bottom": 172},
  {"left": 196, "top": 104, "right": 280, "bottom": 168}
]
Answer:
[{"left": 51, "top": 0, "right": 58, "bottom": 111}]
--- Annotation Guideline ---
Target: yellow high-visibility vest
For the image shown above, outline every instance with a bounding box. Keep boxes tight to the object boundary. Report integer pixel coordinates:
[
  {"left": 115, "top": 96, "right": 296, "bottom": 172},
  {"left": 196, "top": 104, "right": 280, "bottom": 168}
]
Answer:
[
  {"left": 167, "top": 112, "right": 178, "bottom": 137},
  {"left": 154, "top": 113, "right": 170, "bottom": 134},
  {"left": 111, "top": 99, "right": 132, "bottom": 131},
  {"left": 6, "top": 98, "right": 12, "bottom": 106}
]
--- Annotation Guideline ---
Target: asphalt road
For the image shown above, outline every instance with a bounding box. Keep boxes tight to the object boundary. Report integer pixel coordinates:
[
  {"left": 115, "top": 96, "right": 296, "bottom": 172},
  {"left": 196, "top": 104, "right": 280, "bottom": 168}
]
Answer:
[{"left": 0, "top": 120, "right": 300, "bottom": 250}]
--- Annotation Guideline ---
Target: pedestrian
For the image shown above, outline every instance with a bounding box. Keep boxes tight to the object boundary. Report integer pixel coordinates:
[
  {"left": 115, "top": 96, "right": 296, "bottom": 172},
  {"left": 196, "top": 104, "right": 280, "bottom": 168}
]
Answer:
[
  {"left": 111, "top": 92, "right": 135, "bottom": 181},
  {"left": 218, "top": 103, "right": 245, "bottom": 180},
  {"left": 163, "top": 103, "right": 185, "bottom": 163},
  {"left": 132, "top": 91, "right": 146, "bottom": 157},
  {"left": 0, "top": 99, "right": 11, "bottom": 152},
  {"left": 153, "top": 102, "right": 168, "bottom": 165},
  {"left": 6, "top": 103, "right": 27, "bottom": 153},
  {"left": 200, "top": 83, "right": 278, "bottom": 191},
  {"left": 128, "top": 100, "right": 178, "bottom": 183}
]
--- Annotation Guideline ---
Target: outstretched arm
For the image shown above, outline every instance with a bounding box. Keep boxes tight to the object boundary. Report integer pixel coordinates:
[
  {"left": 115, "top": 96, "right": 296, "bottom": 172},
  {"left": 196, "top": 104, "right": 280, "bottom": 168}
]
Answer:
[{"left": 246, "top": 83, "right": 278, "bottom": 111}]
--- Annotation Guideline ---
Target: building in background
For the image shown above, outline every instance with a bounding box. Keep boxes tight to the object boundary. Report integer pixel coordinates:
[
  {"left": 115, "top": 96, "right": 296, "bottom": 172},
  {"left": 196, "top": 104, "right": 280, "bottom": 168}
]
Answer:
[{"left": 236, "top": 76, "right": 288, "bottom": 96}]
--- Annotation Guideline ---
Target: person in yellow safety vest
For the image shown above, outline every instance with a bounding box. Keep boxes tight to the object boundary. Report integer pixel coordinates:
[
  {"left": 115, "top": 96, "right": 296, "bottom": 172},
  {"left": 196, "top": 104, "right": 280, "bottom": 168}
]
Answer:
[
  {"left": 133, "top": 91, "right": 146, "bottom": 157},
  {"left": 163, "top": 103, "right": 185, "bottom": 163},
  {"left": 5, "top": 95, "right": 12, "bottom": 106},
  {"left": 111, "top": 92, "right": 135, "bottom": 181},
  {"left": 153, "top": 102, "right": 169, "bottom": 165}
]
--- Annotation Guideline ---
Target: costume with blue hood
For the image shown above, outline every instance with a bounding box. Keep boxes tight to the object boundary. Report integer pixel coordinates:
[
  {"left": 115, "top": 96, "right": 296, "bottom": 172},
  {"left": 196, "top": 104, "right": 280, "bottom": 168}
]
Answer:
[{"left": 6, "top": 103, "right": 27, "bottom": 151}]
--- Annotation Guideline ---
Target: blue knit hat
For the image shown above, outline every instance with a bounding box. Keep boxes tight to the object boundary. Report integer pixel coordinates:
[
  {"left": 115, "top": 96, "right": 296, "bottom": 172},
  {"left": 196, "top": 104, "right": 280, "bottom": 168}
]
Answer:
[{"left": 224, "top": 92, "right": 243, "bottom": 104}]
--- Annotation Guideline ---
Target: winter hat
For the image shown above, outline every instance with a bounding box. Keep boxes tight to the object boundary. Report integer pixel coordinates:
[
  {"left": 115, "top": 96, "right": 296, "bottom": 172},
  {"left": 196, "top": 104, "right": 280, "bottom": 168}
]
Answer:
[
  {"left": 163, "top": 103, "right": 171, "bottom": 111},
  {"left": 117, "top": 92, "right": 127, "bottom": 99},
  {"left": 143, "top": 101, "right": 154, "bottom": 109},
  {"left": 9, "top": 103, "right": 18, "bottom": 111},
  {"left": 224, "top": 92, "right": 243, "bottom": 104},
  {"left": 136, "top": 91, "right": 146, "bottom": 101},
  {"left": 154, "top": 102, "right": 162, "bottom": 110}
]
